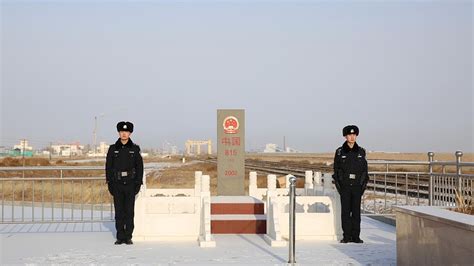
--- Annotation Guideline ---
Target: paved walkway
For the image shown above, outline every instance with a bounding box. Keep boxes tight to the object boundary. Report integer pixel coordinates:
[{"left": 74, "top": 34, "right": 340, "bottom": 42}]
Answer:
[{"left": 0, "top": 217, "right": 396, "bottom": 265}]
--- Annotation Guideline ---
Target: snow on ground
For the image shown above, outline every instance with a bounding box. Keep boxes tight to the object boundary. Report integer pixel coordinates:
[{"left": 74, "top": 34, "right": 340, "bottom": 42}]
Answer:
[
  {"left": 362, "top": 190, "right": 428, "bottom": 215},
  {"left": 0, "top": 217, "right": 396, "bottom": 265},
  {"left": 2, "top": 205, "right": 113, "bottom": 223}
]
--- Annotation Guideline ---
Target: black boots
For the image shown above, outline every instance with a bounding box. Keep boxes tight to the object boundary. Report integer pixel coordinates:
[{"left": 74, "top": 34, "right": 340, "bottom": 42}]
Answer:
[
  {"left": 340, "top": 237, "right": 364, "bottom": 244},
  {"left": 340, "top": 237, "right": 351, "bottom": 243},
  {"left": 115, "top": 239, "right": 133, "bottom": 245}
]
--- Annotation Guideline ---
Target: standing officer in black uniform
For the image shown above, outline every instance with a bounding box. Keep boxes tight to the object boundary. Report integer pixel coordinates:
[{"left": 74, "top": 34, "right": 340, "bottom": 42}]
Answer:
[
  {"left": 332, "top": 125, "right": 368, "bottom": 244},
  {"left": 106, "top": 121, "right": 144, "bottom": 245}
]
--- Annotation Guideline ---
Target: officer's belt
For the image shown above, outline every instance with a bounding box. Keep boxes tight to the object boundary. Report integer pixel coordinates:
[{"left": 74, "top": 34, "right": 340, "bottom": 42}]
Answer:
[{"left": 115, "top": 170, "right": 135, "bottom": 181}]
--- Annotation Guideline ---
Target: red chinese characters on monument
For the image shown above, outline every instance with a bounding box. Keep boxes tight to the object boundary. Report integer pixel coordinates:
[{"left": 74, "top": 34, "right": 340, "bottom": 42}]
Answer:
[
  {"left": 221, "top": 137, "right": 241, "bottom": 146},
  {"left": 222, "top": 116, "right": 241, "bottom": 177},
  {"left": 221, "top": 137, "right": 240, "bottom": 157}
]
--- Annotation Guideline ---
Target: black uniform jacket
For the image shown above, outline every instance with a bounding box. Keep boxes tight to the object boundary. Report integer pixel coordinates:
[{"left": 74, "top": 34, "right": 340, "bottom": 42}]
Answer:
[
  {"left": 333, "top": 142, "right": 369, "bottom": 187},
  {"left": 105, "top": 138, "right": 144, "bottom": 185}
]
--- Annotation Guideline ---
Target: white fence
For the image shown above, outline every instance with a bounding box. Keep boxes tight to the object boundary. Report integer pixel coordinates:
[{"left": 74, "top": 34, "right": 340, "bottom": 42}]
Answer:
[
  {"left": 249, "top": 171, "right": 342, "bottom": 246},
  {"left": 134, "top": 171, "right": 215, "bottom": 247}
]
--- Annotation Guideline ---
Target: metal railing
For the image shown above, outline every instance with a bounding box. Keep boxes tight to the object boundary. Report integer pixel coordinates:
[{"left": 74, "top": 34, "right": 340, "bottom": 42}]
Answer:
[
  {"left": 0, "top": 166, "right": 114, "bottom": 223},
  {"left": 430, "top": 151, "right": 473, "bottom": 207},
  {"left": 362, "top": 151, "right": 474, "bottom": 216},
  {"left": 1, "top": 152, "right": 472, "bottom": 222}
]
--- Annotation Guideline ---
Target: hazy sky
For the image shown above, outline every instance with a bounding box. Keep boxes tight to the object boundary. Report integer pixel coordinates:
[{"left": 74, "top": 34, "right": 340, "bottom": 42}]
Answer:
[{"left": 1, "top": 0, "right": 473, "bottom": 153}]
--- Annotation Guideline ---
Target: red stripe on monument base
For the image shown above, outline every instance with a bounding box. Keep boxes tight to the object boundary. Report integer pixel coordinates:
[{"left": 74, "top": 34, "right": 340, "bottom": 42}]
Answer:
[
  {"left": 211, "top": 203, "right": 265, "bottom": 215},
  {"left": 211, "top": 220, "right": 267, "bottom": 234}
]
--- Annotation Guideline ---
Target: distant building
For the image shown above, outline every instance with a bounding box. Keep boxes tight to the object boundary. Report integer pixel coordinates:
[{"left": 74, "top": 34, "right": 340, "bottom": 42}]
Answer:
[
  {"left": 285, "top": 147, "right": 300, "bottom": 153},
  {"left": 97, "top": 141, "right": 109, "bottom": 155},
  {"left": 0, "top": 146, "right": 8, "bottom": 157},
  {"left": 13, "top": 140, "right": 33, "bottom": 153},
  {"left": 10, "top": 149, "right": 33, "bottom": 157},
  {"left": 263, "top": 143, "right": 300, "bottom": 153},
  {"left": 87, "top": 141, "right": 148, "bottom": 157},
  {"left": 264, "top": 143, "right": 279, "bottom": 153},
  {"left": 51, "top": 143, "right": 85, "bottom": 157},
  {"left": 87, "top": 141, "right": 109, "bottom": 157}
]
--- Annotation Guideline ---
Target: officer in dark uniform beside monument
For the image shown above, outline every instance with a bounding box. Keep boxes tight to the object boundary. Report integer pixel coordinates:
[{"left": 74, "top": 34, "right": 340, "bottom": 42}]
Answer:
[
  {"left": 332, "top": 125, "right": 369, "bottom": 244},
  {"left": 106, "top": 121, "right": 144, "bottom": 245}
]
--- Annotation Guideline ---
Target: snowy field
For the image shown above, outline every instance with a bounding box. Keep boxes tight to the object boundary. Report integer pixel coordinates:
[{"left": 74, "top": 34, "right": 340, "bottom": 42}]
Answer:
[
  {"left": 362, "top": 190, "right": 428, "bottom": 215},
  {"left": 0, "top": 217, "right": 396, "bottom": 265}
]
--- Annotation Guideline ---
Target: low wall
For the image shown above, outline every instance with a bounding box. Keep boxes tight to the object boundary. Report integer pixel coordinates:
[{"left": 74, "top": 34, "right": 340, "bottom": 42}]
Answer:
[
  {"left": 259, "top": 172, "right": 343, "bottom": 246},
  {"left": 395, "top": 206, "right": 474, "bottom": 266},
  {"left": 133, "top": 172, "right": 215, "bottom": 247}
]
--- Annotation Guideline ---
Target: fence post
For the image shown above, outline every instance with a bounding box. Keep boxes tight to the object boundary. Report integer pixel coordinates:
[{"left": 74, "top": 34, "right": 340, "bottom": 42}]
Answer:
[
  {"left": 428, "top": 152, "right": 434, "bottom": 206},
  {"left": 194, "top": 171, "right": 202, "bottom": 196},
  {"left": 249, "top": 172, "right": 258, "bottom": 198},
  {"left": 288, "top": 175, "right": 297, "bottom": 265},
  {"left": 266, "top": 174, "right": 277, "bottom": 210},
  {"left": 305, "top": 171, "right": 313, "bottom": 196},
  {"left": 285, "top": 175, "right": 291, "bottom": 188},
  {"left": 455, "top": 151, "right": 463, "bottom": 198}
]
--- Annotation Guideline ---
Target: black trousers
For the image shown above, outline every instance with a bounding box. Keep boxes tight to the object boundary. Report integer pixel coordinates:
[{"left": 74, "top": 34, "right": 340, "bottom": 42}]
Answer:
[
  {"left": 340, "top": 184, "right": 362, "bottom": 240},
  {"left": 112, "top": 183, "right": 136, "bottom": 240}
]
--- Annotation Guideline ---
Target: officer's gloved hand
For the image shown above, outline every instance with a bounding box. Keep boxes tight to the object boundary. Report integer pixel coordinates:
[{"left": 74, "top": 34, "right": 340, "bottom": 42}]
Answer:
[
  {"left": 361, "top": 180, "right": 368, "bottom": 193},
  {"left": 361, "top": 172, "right": 369, "bottom": 193},
  {"left": 134, "top": 184, "right": 141, "bottom": 195},
  {"left": 107, "top": 182, "right": 114, "bottom": 196},
  {"left": 334, "top": 180, "right": 342, "bottom": 194}
]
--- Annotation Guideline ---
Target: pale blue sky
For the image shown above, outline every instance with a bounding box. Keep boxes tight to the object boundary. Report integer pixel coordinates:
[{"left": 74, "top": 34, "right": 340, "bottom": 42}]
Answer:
[{"left": 1, "top": 0, "right": 473, "bottom": 153}]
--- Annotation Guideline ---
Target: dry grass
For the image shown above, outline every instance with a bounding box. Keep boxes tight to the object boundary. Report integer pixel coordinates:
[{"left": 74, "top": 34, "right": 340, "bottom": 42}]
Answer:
[
  {"left": 248, "top": 152, "right": 474, "bottom": 174},
  {"left": 453, "top": 188, "right": 474, "bottom": 215},
  {"left": 0, "top": 157, "right": 52, "bottom": 167},
  {"left": 146, "top": 161, "right": 304, "bottom": 195},
  {"left": 143, "top": 155, "right": 186, "bottom": 163},
  {"left": 0, "top": 153, "right": 471, "bottom": 203},
  {"left": 0, "top": 158, "right": 105, "bottom": 179},
  {"left": 147, "top": 162, "right": 216, "bottom": 190},
  {"left": 0, "top": 157, "right": 110, "bottom": 204},
  {"left": 247, "top": 152, "right": 473, "bottom": 163},
  {"left": 0, "top": 179, "right": 112, "bottom": 205}
]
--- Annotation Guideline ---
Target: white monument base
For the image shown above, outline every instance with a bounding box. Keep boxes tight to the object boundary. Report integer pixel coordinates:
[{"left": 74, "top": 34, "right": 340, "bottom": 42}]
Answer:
[{"left": 133, "top": 172, "right": 215, "bottom": 247}]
